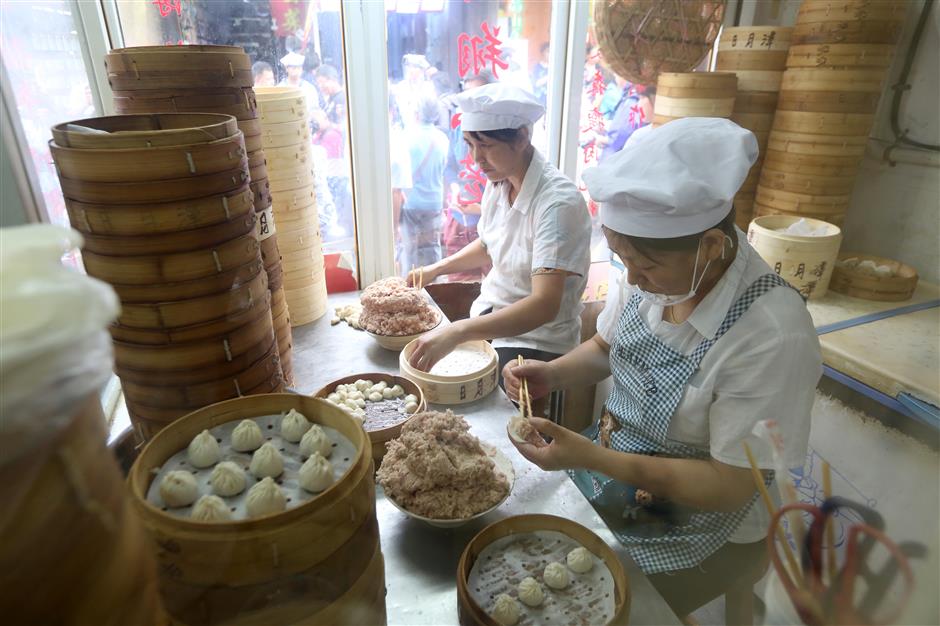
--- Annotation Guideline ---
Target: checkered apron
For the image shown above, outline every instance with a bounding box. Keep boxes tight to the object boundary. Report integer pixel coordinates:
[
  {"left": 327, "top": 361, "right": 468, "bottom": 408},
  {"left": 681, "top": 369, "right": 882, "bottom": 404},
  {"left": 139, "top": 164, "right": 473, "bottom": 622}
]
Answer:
[{"left": 570, "top": 273, "right": 788, "bottom": 574}]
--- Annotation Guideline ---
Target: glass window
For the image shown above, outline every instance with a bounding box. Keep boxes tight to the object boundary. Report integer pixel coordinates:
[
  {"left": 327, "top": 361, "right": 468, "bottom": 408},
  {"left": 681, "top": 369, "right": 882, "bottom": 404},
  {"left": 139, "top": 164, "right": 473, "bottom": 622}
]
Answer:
[
  {"left": 114, "top": 0, "right": 357, "bottom": 268},
  {"left": 0, "top": 0, "right": 98, "bottom": 267},
  {"left": 384, "top": 0, "right": 554, "bottom": 279}
]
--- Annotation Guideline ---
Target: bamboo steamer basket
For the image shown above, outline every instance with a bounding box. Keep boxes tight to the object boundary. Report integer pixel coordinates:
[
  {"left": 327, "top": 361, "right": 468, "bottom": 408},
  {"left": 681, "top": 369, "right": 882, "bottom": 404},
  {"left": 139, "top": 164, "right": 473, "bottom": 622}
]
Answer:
[
  {"left": 258, "top": 102, "right": 307, "bottom": 125},
  {"left": 796, "top": 0, "right": 908, "bottom": 25},
  {"left": 747, "top": 215, "right": 842, "bottom": 299},
  {"left": 726, "top": 70, "right": 785, "bottom": 92},
  {"left": 786, "top": 43, "right": 895, "bottom": 68},
  {"left": 66, "top": 186, "right": 253, "bottom": 237},
  {"left": 266, "top": 158, "right": 315, "bottom": 184},
  {"left": 755, "top": 185, "right": 851, "bottom": 215},
  {"left": 273, "top": 184, "right": 317, "bottom": 211},
  {"left": 121, "top": 349, "right": 283, "bottom": 409},
  {"left": 653, "top": 72, "right": 736, "bottom": 126},
  {"left": 269, "top": 173, "right": 316, "bottom": 194},
  {"left": 252, "top": 178, "right": 273, "bottom": 212},
  {"left": 717, "top": 26, "right": 792, "bottom": 52},
  {"left": 766, "top": 130, "right": 868, "bottom": 157},
  {"left": 255, "top": 85, "right": 306, "bottom": 104},
  {"left": 113, "top": 267, "right": 268, "bottom": 331},
  {"left": 734, "top": 91, "right": 780, "bottom": 113},
  {"left": 238, "top": 118, "right": 262, "bottom": 137},
  {"left": 267, "top": 261, "right": 284, "bottom": 292},
  {"left": 400, "top": 339, "right": 498, "bottom": 404},
  {"left": 754, "top": 203, "right": 846, "bottom": 228},
  {"left": 127, "top": 394, "right": 386, "bottom": 625},
  {"left": 111, "top": 87, "right": 256, "bottom": 108},
  {"left": 791, "top": 19, "right": 904, "bottom": 45},
  {"left": 284, "top": 285, "right": 328, "bottom": 327},
  {"left": 274, "top": 205, "right": 319, "bottom": 230},
  {"left": 456, "top": 514, "right": 630, "bottom": 626},
  {"left": 114, "top": 99, "right": 257, "bottom": 121},
  {"left": 51, "top": 113, "right": 238, "bottom": 149},
  {"left": 106, "top": 45, "right": 251, "bottom": 71},
  {"left": 281, "top": 250, "right": 326, "bottom": 276},
  {"left": 113, "top": 306, "right": 275, "bottom": 371},
  {"left": 734, "top": 192, "right": 756, "bottom": 230},
  {"left": 58, "top": 162, "right": 249, "bottom": 205},
  {"left": 829, "top": 252, "right": 918, "bottom": 301},
  {"left": 110, "top": 259, "right": 263, "bottom": 304},
  {"left": 107, "top": 69, "right": 253, "bottom": 92},
  {"left": 759, "top": 168, "right": 857, "bottom": 195},
  {"left": 260, "top": 234, "right": 281, "bottom": 270},
  {"left": 313, "top": 373, "right": 426, "bottom": 467},
  {"left": 271, "top": 284, "right": 288, "bottom": 318},
  {"left": 771, "top": 110, "right": 876, "bottom": 136},
  {"left": 81, "top": 211, "right": 255, "bottom": 257},
  {"left": 261, "top": 120, "right": 312, "bottom": 149},
  {"left": 776, "top": 90, "right": 882, "bottom": 114},
  {"left": 0, "top": 393, "right": 166, "bottom": 625},
  {"left": 731, "top": 111, "right": 775, "bottom": 132},
  {"left": 111, "top": 287, "right": 272, "bottom": 344},
  {"left": 780, "top": 67, "right": 889, "bottom": 93},
  {"left": 763, "top": 150, "right": 863, "bottom": 177},
  {"left": 81, "top": 233, "right": 260, "bottom": 285},
  {"left": 277, "top": 226, "right": 322, "bottom": 254},
  {"left": 243, "top": 132, "right": 263, "bottom": 154}
]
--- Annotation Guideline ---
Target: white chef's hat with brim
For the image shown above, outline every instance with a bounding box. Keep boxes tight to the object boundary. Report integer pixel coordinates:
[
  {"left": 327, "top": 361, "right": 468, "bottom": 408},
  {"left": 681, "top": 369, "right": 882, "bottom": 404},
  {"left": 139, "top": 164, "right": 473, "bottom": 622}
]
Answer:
[
  {"left": 584, "top": 117, "right": 758, "bottom": 238},
  {"left": 280, "top": 51, "right": 305, "bottom": 67},
  {"left": 455, "top": 83, "right": 545, "bottom": 132}
]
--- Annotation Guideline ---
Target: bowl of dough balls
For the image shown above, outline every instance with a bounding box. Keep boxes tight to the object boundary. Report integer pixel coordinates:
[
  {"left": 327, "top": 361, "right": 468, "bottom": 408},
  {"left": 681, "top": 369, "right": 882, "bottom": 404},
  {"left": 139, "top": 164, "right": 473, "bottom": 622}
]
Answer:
[
  {"left": 457, "top": 514, "right": 631, "bottom": 626},
  {"left": 314, "top": 373, "right": 425, "bottom": 466}
]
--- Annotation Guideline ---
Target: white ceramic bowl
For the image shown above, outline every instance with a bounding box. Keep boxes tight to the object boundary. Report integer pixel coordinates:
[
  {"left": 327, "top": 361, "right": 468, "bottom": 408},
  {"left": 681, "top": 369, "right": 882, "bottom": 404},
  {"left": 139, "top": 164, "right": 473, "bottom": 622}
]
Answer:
[
  {"left": 383, "top": 445, "right": 514, "bottom": 528},
  {"left": 366, "top": 317, "right": 441, "bottom": 351}
]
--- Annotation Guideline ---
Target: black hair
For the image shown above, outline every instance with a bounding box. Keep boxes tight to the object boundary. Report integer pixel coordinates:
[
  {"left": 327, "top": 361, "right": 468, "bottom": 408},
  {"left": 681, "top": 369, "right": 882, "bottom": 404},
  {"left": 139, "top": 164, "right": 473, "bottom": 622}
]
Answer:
[
  {"left": 466, "top": 127, "right": 527, "bottom": 144},
  {"left": 316, "top": 64, "right": 340, "bottom": 82},
  {"left": 252, "top": 61, "right": 273, "bottom": 77},
  {"left": 606, "top": 207, "right": 738, "bottom": 261}
]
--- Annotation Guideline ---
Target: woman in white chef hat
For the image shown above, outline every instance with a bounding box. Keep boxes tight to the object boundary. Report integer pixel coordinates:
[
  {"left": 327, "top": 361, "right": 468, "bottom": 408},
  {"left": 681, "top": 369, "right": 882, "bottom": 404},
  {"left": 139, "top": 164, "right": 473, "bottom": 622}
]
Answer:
[
  {"left": 407, "top": 84, "right": 592, "bottom": 405},
  {"left": 503, "top": 117, "right": 822, "bottom": 617}
]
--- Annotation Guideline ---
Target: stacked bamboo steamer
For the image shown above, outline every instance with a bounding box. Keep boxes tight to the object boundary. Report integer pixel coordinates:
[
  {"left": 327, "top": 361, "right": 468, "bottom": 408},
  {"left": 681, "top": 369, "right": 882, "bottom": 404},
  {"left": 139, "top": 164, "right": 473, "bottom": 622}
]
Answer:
[
  {"left": 754, "top": 0, "right": 907, "bottom": 227},
  {"left": 716, "top": 26, "right": 793, "bottom": 230},
  {"left": 51, "top": 113, "right": 284, "bottom": 439},
  {"left": 652, "top": 71, "right": 738, "bottom": 128},
  {"left": 255, "top": 86, "right": 328, "bottom": 326},
  {"left": 105, "top": 45, "right": 294, "bottom": 384}
]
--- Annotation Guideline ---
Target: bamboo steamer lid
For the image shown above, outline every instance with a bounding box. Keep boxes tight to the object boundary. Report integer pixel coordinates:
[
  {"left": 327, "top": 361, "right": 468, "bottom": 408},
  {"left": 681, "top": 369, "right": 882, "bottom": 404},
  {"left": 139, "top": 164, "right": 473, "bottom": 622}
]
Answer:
[
  {"left": 58, "top": 162, "right": 249, "bottom": 204},
  {"left": 106, "top": 45, "right": 250, "bottom": 70},
  {"left": 772, "top": 110, "right": 876, "bottom": 136},
  {"left": 82, "top": 233, "right": 260, "bottom": 286},
  {"left": 767, "top": 130, "right": 868, "bottom": 157},
  {"left": 829, "top": 252, "right": 918, "bottom": 301},
  {"left": 791, "top": 19, "right": 904, "bottom": 45},
  {"left": 65, "top": 186, "right": 252, "bottom": 237},
  {"left": 126, "top": 395, "right": 384, "bottom": 624},
  {"left": 594, "top": 0, "right": 727, "bottom": 85},
  {"left": 658, "top": 71, "right": 738, "bottom": 91},
  {"left": 110, "top": 259, "right": 263, "bottom": 304},
  {"left": 754, "top": 202, "right": 846, "bottom": 227},
  {"left": 781, "top": 67, "right": 889, "bottom": 92},
  {"left": 776, "top": 90, "right": 882, "bottom": 114},
  {"left": 52, "top": 113, "right": 238, "bottom": 149},
  {"left": 786, "top": 43, "right": 896, "bottom": 68},
  {"left": 758, "top": 168, "right": 858, "bottom": 195},
  {"left": 755, "top": 185, "right": 851, "bottom": 215}
]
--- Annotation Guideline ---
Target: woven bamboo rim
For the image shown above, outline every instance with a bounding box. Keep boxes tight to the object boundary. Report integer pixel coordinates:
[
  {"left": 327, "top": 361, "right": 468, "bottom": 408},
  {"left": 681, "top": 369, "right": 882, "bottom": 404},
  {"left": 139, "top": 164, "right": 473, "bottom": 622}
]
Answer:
[
  {"left": 715, "top": 50, "right": 789, "bottom": 70},
  {"left": 772, "top": 110, "right": 876, "bottom": 136},
  {"left": 58, "top": 162, "right": 248, "bottom": 204},
  {"left": 272, "top": 184, "right": 316, "bottom": 211},
  {"left": 776, "top": 89, "right": 882, "bottom": 114},
  {"left": 113, "top": 99, "right": 257, "bottom": 121},
  {"left": 114, "top": 267, "right": 268, "bottom": 331},
  {"left": 113, "top": 307, "right": 275, "bottom": 371},
  {"left": 266, "top": 152, "right": 314, "bottom": 174},
  {"left": 658, "top": 78, "right": 762, "bottom": 99},
  {"left": 243, "top": 132, "right": 263, "bottom": 154},
  {"left": 108, "top": 69, "right": 253, "bottom": 92},
  {"left": 658, "top": 71, "right": 737, "bottom": 90},
  {"left": 260, "top": 234, "right": 281, "bottom": 270},
  {"left": 273, "top": 207, "right": 319, "bottom": 231},
  {"left": 456, "top": 514, "right": 630, "bottom": 626},
  {"left": 256, "top": 92, "right": 307, "bottom": 113},
  {"left": 594, "top": 0, "right": 726, "bottom": 85},
  {"left": 117, "top": 335, "right": 278, "bottom": 387},
  {"left": 733, "top": 91, "right": 779, "bottom": 113},
  {"left": 112, "top": 86, "right": 255, "bottom": 106},
  {"left": 52, "top": 113, "right": 238, "bottom": 149},
  {"left": 270, "top": 173, "right": 317, "bottom": 194},
  {"left": 263, "top": 142, "right": 311, "bottom": 162},
  {"left": 763, "top": 153, "right": 860, "bottom": 178},
  {"left": 829, "top": 252, "right": 918, "bottom": 302},
  {"left": 83, "top": 233, "right": 260, "bottom": 285},
  {"left": 255, "top": 85, "right": 303, "bottom": 100},
  {"left": 767, "top": 130, "right": 868, "bottom": 156},
  {"left": 65, "top": 186, "right": 252, "bottom": 237},
  {"left": 759, "top": 168, "right": 858, "bottom": 195},
  {"left": 754, "top": 203, "right": 845, "bottom": 227},
  {"left": 278, "top": 230, "right": 323, "bottom": 256},
  {"left": 106, "top": 49, "right": 251, "bottom": 74},
  {"left": 50, "top": 134, "right": 245, "bottom": 183},
  {"left": 791, "top": 20, "right": 903, "bottom": 45},
  {"left": 653, "top": 94, "right": 735, "bottom": 117},
  {"left": 259, "top": 106, "right": 307, "bottom": 125},
  {"left": 112, "top": 287, "right": 271, "bottom": 345},
  {"left": 797, "top": 0, "right": 908, "bottom": 24},
  {"left": 262, "top": 128, "right": 312, "bottom": 150},
  {"left": 786, "top": 43, "right": 895, "bottom": 68},
  {"left": 781, "top": 67, "right": 889, "bottom": 92},
  {"left": 755, "top": 185, "right": 851, "bottom": 214},
  {"left": 730, "top": 112, "right": 775, "bottom": 132},
  {"left": 732, "top": 71, "right": 785, "bottom": 92},
  {"left": 266, "top": 159, "right": 315, "bottom": 183},
  {"left": 81, "top": 212, "right": 255, "bottom": 257},
  {"left": 109, "top": 259, "right": 262, "bottom": 305},
  {"left": 717, "top": 26, "right": 793, "bottom": 52}
]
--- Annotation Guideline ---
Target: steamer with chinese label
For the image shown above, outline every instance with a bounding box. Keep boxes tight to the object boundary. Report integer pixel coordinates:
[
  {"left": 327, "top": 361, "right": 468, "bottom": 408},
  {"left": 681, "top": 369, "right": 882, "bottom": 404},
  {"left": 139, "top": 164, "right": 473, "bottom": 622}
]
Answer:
[
  {"left": 400, "top": 339, "right": 499, "bottom": 404},
  {"left": 747, "top": 215, "right": 842, "bottom": 299}
]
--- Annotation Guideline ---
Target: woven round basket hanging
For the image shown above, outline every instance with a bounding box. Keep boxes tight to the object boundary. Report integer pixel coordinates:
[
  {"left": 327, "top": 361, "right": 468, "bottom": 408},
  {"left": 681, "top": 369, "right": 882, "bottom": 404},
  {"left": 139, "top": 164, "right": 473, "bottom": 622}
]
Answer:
[{"left": 595, "top": 0, "right": 728, "bottom": 85}]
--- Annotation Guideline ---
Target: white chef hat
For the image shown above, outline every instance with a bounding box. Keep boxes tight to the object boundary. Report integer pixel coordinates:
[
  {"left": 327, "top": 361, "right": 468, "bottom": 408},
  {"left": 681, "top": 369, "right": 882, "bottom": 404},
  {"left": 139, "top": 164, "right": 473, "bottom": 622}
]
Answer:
[
  {"left": 280, "top": 52, "right": 305, "bottom": 67},
  {"left": 584, "top": 117, "right": 758, "bottom": 238},
  {"left": 455, "top": 83, "right": 545, "bottom": 132}
]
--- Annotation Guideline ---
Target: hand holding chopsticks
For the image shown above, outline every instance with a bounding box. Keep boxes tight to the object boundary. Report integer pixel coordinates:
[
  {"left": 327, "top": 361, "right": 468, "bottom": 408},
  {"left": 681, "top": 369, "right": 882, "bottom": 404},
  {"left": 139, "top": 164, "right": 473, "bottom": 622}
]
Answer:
[
  {"left": 516, "top": 355, "right": 533, "bottom": 420},
  {"left": 410, "top": 265, "right": 425, "bottom": 291}
]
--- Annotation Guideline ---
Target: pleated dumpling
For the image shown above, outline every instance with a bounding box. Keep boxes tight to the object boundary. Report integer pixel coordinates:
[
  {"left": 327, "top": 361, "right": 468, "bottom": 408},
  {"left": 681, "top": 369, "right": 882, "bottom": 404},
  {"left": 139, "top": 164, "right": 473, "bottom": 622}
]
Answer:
[
  {"left": 209, "top": 461, "right": 247, "bottom": 497},
  {"left": 231, "top": 419, "right": 264, "bottom": 452},
  {"left": 298, "top": 453, "right": 333, "bottom": 493},
  {"left": 159, "top": 470, "right": 199, "bottom": 508},
  {"left": 249, "top": 442, "right": 284, "bottom": 478},
  {"left": 245, "top": 477, "right": 286, "bottom": 517},
  {"left": 191, "top": 495, "right": 232, "bottom": 522},
  {"left": 281, "top": 409, "right": 312, "bottom": 443},
  {"left": 299, "top": 424, "right": 332, "bottom": 458},
  {"left": 187, "top": 430, "right": 221, "bottom": 468}
]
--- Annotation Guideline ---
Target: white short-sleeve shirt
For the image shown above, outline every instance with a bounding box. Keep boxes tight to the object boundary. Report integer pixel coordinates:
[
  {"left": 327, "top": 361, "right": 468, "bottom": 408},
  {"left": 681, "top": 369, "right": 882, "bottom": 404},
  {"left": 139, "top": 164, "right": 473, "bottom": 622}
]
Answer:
[
  {"left": 470, "top": 149, "right": 592, "bottom": 354},
  {"left": 596, "top": 229, "right": 822, "bottom": 542}
]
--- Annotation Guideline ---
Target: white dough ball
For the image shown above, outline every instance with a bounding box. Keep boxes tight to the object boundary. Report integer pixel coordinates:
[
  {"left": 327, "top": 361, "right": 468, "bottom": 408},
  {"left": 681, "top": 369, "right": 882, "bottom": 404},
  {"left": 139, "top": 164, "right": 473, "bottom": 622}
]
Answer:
[
  {"left": 355, "top": 379, "right": 370, "bottom": 391},
  {"left": 159, "top": 470, "right": 199, "bottom": 508},
  {"left": 337, "top": 390, "right": 348, "bottom": 401},
  {"left": 299, "top": 424, "right": 332, "bottom": 458},
  {"left": 280, "top": 408, "right": 312, "bottom": 443},
  {"left": 245, "top": 477, "right": 286, "bottom": 517},
  {"left": 517, "top": 576, "right": 544, "bottom": 607},
  {"left": 298, "top": 452, "right": 334, "bottom": 493},
  {"left": 491, "top": 594, "right": 520, "bottom": 626},
  {"left": 190, "top": 495, "right": 232, "bottom": 522},
  {"left": 209, "top": 461, "right": 247, "bottom": 497},
  {"left": 543, "top": 561, "right": 570, "bottom": 589},
  {"left": 355, "top": 398, "right": 366, "bottom": 408},
  {"left": 391, "top": 384, "right": 405, "bottom": 397},
  {"left": 350, "top": 391, "right": 364, "bottom": 401},
  {"left": 405, "top": 402, "right": 419, "bottom": 414},
  {"left": 381, "top": 387, "right": 395, "bottom": 399},
  {"left": 231, "top": 419, "right": 264, "bottom": 452},
  {"left": 249, "top": 442, "right": 284, "bottom": 478},
  {"left": 344, "top": 399, "right": 359, "bottom": 411},
  {"left": 368, "top": 391, "right": 383, "bottom": 402},
  {"left": 374, "top": 381, "right": 388, "bottom": 391},
  {"left": 327, "top": 392, "right": 340, "bottom": 403},
  {"left": 566, "top": 546, "right": 594, "bottom": 573},
  {"left": 404, "top": 394, "right": 418, "bottom": 404},
  {"left": 187, "top": 429, "right": 221, "bottom": 468}
]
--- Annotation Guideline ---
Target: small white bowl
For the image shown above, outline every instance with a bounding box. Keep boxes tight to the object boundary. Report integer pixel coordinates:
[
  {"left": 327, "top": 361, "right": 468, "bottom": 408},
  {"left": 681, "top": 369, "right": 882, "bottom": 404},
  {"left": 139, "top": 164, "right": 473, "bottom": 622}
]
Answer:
[
  {"left": 384, "top": 445, "right": 514, "bottom": 528},
  {"left": 366, "top": 317, "right": 441, "bottom": 351}
]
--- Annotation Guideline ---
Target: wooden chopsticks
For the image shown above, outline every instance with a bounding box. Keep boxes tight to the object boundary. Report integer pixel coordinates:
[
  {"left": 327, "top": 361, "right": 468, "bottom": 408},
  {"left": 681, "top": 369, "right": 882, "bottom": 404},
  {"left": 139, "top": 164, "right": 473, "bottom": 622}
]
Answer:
[
  {"left": 516, "top": 355, "right": 533, "bottom": 419},
  {"left": 411, "top": 265, "right": 424, "bottom": 291}
]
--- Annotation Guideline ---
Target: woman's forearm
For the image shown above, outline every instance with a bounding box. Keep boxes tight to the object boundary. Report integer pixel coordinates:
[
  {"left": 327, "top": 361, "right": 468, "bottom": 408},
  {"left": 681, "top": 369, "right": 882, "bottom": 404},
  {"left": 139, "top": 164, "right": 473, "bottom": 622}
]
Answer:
[
  {"left": 545, "top": 335, "right": 612, "bottom": 391},
  {"left": 432, "top": 239, "right": 489, "bottom": 275}
]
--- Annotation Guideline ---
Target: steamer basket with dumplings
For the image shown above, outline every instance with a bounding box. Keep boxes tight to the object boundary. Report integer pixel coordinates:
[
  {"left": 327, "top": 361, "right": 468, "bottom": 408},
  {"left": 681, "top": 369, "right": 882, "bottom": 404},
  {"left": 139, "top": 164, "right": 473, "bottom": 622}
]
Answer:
[
  {"left": 456, "top": 514, "right": 631, "bottom": 625},
  {"left": 127, "top": 394, "right": 387, "bottom": 626},
  {"left": 400, "top": 339, "right": 499, "bottom": 404},
  {"left": 313, "top": 372, "right": 426, "bottom": 466}
]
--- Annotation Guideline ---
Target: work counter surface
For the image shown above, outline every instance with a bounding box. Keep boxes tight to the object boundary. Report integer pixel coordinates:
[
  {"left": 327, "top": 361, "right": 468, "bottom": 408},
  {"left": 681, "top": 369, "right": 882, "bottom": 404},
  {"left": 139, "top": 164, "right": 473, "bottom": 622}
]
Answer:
[{"left": 290, "top": 291, "right": 680, "bottom": 626}]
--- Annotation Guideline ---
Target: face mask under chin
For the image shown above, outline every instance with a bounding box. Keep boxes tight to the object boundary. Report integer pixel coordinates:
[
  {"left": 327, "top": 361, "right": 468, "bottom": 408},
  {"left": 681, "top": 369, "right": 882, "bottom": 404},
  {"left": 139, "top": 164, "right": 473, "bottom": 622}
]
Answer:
[{"left": 633, "top": 238, "right": 713, "bottom": 308}]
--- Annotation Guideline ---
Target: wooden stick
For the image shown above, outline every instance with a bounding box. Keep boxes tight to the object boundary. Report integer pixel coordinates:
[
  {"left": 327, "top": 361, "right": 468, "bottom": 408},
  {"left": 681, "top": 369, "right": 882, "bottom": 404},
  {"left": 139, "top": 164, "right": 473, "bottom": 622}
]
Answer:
[
  {"left": 516, "top": 356, "right": 531, "bottom": 419},
  {"left": 822, "top": 461, "right": 837, "bottom": 584},
  {"left": 743, "top": 441, "right": 805, "bottom": 589},
  {"left": 419, "top": 266, "right": 424, "bottom": 291}
]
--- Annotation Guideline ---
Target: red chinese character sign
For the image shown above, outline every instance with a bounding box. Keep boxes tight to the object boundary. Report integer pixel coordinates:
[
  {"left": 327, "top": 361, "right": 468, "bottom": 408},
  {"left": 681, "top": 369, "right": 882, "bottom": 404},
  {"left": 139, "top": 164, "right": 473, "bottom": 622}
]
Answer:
[
  {"left": 458, "top": 152, "right": 486, "bottom": 205},
  {"left": 152, "top": 0, "right": 182, "bottom": 18},
  {"left": 457, "top": 21, "right": 508, "bottom": 80}
]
